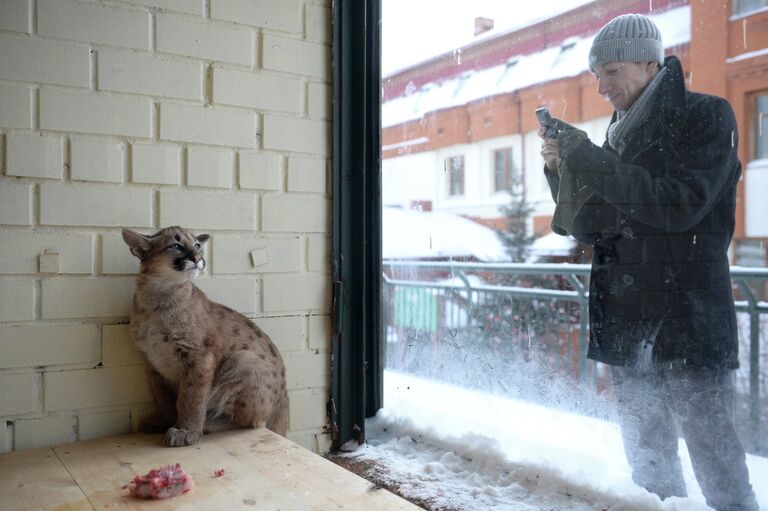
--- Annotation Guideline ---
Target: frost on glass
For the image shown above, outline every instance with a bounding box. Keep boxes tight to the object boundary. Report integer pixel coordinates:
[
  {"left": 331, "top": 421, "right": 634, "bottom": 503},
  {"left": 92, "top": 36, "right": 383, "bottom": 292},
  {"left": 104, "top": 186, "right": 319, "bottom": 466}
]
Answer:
[{"left": 376, "top": 1, "right": 768, "bottom": 508}]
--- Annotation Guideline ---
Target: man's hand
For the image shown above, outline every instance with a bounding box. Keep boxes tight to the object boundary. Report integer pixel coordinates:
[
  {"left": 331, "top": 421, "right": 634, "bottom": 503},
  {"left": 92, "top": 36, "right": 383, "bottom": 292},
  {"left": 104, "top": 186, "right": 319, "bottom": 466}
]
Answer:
[
  {"left": 551, "top": 118, "right": 588, "bottom": 159},
  {"left": 538, "top": 126, "right": 560, "bottom": 172}
]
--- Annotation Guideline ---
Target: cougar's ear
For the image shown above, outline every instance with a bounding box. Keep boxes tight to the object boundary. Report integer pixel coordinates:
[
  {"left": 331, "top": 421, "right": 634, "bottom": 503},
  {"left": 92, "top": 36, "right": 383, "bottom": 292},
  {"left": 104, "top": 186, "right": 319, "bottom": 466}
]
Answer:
[
  {"left": 196, "top": 234, "right": 210, "bottom": 245},
  {"left": 121, "top": 228, "right": 152, "bottom": 260}
]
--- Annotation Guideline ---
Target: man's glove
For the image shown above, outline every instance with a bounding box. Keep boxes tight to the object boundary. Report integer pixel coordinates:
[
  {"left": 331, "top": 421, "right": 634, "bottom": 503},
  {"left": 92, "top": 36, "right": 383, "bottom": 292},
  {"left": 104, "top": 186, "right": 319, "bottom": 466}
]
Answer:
[{"left": 552, "top": 118, "right": 588, "bottom": 159}]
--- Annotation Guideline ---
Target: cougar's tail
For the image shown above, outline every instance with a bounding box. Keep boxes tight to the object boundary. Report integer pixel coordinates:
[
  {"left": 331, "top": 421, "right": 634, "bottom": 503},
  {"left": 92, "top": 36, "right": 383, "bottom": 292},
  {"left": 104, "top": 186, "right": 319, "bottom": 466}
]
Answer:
[{"left": 268, "top": 390, "right": 289, "bottom": 436}]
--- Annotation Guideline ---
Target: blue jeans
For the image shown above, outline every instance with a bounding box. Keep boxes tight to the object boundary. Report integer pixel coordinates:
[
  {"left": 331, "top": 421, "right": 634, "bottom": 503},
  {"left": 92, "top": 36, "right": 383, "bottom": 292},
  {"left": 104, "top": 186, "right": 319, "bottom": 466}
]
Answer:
[{"left": 611, "top": 365, "right": 759, "bottom": 511}]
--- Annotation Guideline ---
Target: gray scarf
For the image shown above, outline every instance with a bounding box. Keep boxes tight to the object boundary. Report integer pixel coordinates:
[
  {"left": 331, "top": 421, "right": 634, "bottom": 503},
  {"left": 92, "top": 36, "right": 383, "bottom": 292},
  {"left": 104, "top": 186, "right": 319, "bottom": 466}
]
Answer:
[{"left": 607, "top": 66, "right": 667, "bottom": 155}]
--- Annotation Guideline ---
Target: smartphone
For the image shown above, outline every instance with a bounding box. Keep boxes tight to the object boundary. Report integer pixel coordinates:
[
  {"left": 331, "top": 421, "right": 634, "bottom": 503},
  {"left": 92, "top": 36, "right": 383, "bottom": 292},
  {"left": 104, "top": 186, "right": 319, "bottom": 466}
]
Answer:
[{"left": 535, "top": 107, "right": 559, "bottom": 138}]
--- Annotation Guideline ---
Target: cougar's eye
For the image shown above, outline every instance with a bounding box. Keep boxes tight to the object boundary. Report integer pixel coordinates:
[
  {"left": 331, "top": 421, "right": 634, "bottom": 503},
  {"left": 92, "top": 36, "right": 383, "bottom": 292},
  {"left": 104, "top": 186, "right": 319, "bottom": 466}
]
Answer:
[{"left": 169, "top": 243, "right": 184, "bottom": 251}]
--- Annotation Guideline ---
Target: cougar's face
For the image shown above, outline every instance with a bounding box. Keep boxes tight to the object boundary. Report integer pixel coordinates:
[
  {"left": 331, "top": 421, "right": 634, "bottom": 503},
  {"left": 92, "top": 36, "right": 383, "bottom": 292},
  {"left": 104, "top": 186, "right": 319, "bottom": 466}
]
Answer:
[{"left": 127, "top": 226, "right": 210, "bottom": 281}]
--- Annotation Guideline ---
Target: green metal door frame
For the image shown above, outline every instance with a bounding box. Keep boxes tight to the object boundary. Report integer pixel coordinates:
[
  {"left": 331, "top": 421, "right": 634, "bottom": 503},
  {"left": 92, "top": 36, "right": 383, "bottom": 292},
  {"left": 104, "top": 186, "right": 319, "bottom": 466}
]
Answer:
[{"left": 330, "top": 0, "right": 382, "bottom": 451}]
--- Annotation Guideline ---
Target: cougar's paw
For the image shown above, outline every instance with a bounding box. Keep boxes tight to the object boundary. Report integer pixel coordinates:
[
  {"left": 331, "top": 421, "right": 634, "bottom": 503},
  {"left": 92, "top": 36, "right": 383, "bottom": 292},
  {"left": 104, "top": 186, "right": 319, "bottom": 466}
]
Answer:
[
  {"left": 140, "top": 414, "right": 175, "bottom": 434},
  {"left": 164, "top": 427, "right": 201, "bottom": 447}
]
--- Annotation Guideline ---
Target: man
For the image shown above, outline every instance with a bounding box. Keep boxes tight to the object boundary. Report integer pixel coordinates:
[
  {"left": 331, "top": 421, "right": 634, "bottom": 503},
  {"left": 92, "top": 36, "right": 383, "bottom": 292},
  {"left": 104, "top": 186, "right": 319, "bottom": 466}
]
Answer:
[{"left": 539, "top": 13, "right": 760, "bottom": 511}]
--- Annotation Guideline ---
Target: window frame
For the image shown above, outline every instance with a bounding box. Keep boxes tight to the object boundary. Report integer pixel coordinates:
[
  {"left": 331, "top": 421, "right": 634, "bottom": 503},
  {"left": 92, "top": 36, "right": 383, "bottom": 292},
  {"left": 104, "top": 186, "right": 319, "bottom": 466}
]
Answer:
[{"left": 330, "top": 0, "right": 383, "bottom": 451}]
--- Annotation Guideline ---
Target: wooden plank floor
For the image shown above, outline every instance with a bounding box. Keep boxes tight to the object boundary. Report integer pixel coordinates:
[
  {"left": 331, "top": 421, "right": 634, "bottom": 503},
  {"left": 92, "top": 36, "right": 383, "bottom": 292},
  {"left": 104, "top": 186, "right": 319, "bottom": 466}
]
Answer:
[{"left": 0, "top": 429, "right": 420, "bottom": 511}]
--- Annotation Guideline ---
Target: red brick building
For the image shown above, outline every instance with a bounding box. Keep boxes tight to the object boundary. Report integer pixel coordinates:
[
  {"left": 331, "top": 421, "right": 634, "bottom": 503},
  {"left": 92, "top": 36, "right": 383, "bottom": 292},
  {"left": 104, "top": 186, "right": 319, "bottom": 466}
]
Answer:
[{"left": 381, "top": 0, "right": 768, "bottom": 265}]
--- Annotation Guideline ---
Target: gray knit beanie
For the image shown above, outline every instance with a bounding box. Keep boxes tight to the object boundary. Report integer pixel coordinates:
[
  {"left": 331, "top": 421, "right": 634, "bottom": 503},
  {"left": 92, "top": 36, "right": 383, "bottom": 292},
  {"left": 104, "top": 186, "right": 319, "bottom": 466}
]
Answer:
[{"left": 589, "top": 14, "right": 664, "bottom": 71}]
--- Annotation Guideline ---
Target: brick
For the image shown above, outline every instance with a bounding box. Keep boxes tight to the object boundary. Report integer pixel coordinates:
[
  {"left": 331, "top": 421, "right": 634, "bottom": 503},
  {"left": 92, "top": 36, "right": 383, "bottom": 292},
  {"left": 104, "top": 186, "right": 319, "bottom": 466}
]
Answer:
[
  {"left": 129, "top": 0, "right": 200, "bottom": 15},
  {"left": 0, "top": 324, "right": 98, "bottom": 369},
  {"left": 0, "top": 181, "right": 32, "bottom": 226},
  {"left": 213, "top": 68, "right": 302, "bottom": 113},
  {"left": 6, "top": 133, "right": 63, "bottom": 180},
  {"left": 239, "top": 152, "right": 281, "bottom": 191},
  {"left": 160, "top": 103, "right": 255, "bottom": 148},
  {"left": 15, "top": 416, "right": 76, "bottom": 450},
  {"left": 305, "top": 5, "right": 330, "bottom": 42},
  {"left": 0, "top": 422, "right": 8, "bottom": 454},
  {"left": 308, "top": 314, "right": 331, "bottom": 352},
  {"left": 0, "top": 233, "right": 93, "bottom": 274},
  {"left": 0, "top": 33, "right": 89, "bottom": 87},
  {"left": 187, "top": 148, "right": 233, "bottom": 189},
  {"left": 0, "top": 82, "right": 31, "bottom": 129},
  {"left": 211, "top": 0, "right": 299, "bottom": 33},
  {"left": 159, "top": 190, "right": 256, "bottom": 230},
  {"left": 308, "top": 82, "right": 331, "bottom": 119},
  {"left": 262, "top": 195, "right": 329, "bottom": 233},
  {"left": 40, "top": 88, "right": 151, "bottom": 138},
  {"left": 283, "top": 352, "right": 328, "bottom": 389},
  {"left": 288, "top": 389, "right": 327, "bottom": 430},
  {"left": 41, "top": 277, "right": 135, "bottom": 319},
  {"left": 194, "top": 277, "right": 257, "bottom": 314},
  {"left": 0, "top": 279, "right": 34, "bottom": 322},
  {"left": 263, "top": 114, "right": 329, "bottom": 155},
  {"left": 79, "top": 409, "right": 130, "bottom": 441},
  {"left": 45, "top": 366, "right": 151, "bottom": 411},
  {"left": 212, "top": 235, "right": 301, "bottom": 274},
  {"left": 38, "top": 0, "right": 148, "bottom": 50},
  {"left": 288, "top": 156, "right": 326, "bottom": 194},
  {"left": 262, "top": 34, "right": 329, "bottom": 79},
  {"left": 157, "top": 14, "right": 251, "bottom": 66},
  {"left": 102, "top": 324, "right": 144, "bottom": 366},
  {"left": 262, "top": 273, "right": 330, "bottom": 312},
  {"left": 0, "top": 372, "right": 37, "bottom": 416},
  {"left": 40, "top": 183, "right": 152, "bottom": 228},
  {"left": 256, "top": 315, "right": 305, "bottom": 353},
  {"left": 99, "top": 50, "right": 201, "bottom": 101},
  {"left": 307, "top": 235, "right": 329, "bottom": 272},
  {"left": 102, "top": 234, "right": 140, "bottom": 275},
  {"left": 131, "top": 143, "right": 181, "bottom": 185},
  {"left": 0, "top": 0, "right": 29, "bottom": 33},
  {"left": 71, "top": 138, "right": 123, "bottom": 184}
]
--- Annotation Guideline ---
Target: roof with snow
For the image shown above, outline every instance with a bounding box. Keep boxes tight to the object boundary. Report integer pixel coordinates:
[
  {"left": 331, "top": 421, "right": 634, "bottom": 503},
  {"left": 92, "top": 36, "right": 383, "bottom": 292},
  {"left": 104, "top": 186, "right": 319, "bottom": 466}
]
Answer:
[
  {"left": 382, "top": 206, "right": 509, "bottom": 261},
  {"left": 382, "top": 6, "right": 690, "bottom": 128}
]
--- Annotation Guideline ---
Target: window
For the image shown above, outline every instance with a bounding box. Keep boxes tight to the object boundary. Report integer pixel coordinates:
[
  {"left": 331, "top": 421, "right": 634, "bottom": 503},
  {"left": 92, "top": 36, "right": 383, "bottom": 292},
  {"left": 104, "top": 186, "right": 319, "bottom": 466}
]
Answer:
[
  {"left": 445, "top": 155, "right": 465, "bottom": 196},
  {"left": 756, "top": 93, "right": 768, "bottom": 160},
  {"left": 734, "top": 0, "right": 768, "bottom": 15},
  {"left": 493, "top": 147, "right": 518, "bottom": 193}
]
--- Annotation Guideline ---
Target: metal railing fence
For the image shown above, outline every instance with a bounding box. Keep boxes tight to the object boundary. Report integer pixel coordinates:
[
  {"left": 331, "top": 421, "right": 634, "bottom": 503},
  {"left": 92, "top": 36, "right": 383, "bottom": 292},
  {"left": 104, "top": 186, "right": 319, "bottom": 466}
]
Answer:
[{"left": 382, "top": 261, "right": 768, "bottom": 453}]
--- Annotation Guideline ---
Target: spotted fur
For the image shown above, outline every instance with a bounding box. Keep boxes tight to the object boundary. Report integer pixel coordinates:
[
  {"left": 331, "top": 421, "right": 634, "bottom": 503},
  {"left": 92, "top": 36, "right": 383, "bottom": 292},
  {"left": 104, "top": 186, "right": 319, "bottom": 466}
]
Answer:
[{"left": 122, "top": 226, "right": 288, "bottom": 447}]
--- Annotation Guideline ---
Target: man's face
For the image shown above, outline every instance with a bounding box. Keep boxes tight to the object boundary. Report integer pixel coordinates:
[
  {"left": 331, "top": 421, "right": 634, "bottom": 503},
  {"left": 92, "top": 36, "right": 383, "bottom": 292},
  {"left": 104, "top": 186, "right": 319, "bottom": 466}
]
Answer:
[{"left": 593, "top": 61, "right": 658, "bottom": 112}]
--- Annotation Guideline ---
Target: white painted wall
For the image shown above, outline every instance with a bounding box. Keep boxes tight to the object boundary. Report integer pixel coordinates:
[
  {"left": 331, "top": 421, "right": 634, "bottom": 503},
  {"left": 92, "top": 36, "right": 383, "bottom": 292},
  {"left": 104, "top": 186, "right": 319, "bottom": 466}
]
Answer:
[{"left": 0, "top": 0, "right": 332, "bottom": 453}]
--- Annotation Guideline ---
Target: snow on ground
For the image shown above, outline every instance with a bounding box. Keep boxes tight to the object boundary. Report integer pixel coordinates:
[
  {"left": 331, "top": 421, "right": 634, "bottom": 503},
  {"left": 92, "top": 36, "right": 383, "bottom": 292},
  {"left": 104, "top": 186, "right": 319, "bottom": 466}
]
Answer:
[{"left": 341, "top": 371, "right": 768, "bottom": 511}]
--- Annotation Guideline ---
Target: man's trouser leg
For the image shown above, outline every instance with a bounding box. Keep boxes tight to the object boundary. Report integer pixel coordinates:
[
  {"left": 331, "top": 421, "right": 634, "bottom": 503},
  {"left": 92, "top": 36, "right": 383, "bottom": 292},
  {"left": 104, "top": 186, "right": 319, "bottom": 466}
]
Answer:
[
  {"left": 611, "top": 366, "right": 687, "bottom": 500},
  {"left": 665, "top": 366, "right": 759, "bottom": 511}
]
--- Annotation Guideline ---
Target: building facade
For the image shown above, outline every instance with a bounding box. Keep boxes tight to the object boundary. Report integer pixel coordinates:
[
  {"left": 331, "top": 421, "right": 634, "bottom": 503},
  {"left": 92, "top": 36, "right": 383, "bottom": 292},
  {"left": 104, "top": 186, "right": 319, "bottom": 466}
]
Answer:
[{"left": 381, "top": 0, "right": 768, "bottom": 265}]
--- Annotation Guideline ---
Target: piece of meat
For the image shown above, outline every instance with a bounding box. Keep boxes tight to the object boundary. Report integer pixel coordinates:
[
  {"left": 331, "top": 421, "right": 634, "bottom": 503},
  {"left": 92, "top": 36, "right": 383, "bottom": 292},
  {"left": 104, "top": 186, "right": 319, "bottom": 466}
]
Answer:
[{"left": 125, "top": 463, "right": 194, "bottom": 499}]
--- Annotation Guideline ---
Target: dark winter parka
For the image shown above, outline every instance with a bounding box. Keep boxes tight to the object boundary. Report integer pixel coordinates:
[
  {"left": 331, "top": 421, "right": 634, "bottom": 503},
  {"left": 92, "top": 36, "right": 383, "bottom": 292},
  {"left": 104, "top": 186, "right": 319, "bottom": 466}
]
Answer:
[{"left": 545, "top": 56, "right": 741, "bottom": 369}]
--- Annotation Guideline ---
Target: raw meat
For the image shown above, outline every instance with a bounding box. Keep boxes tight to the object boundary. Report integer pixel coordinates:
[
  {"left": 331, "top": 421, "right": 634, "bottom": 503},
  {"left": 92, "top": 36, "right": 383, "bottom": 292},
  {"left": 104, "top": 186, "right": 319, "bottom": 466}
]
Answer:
[{"left": 125, "top": 463, "right": 194, "bottom": 499}]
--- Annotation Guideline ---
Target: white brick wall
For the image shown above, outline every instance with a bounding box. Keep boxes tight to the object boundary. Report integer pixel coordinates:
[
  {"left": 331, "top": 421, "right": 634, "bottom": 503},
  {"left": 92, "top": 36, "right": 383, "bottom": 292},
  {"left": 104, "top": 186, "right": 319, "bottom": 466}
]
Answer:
[
  {"left": 0, "top": 83, "right": 31, "bottom": 129},
  {"left": 6, "top": 132, "right": 63, "bottom": 180},
  {"left": 0, "top": 0, "right": 30, "bottom": 34},
  {"left": 131, "top": 143, "right": 181, "bottom": 185},
  {"left": 0, "top": 0, "right": 331, "bottom": 453},
  {"left": 0, "top": 324, "right": 99, "bottom": 369},
  {"left": 71, "top": 138, "right": 124, "bottom": 183}
]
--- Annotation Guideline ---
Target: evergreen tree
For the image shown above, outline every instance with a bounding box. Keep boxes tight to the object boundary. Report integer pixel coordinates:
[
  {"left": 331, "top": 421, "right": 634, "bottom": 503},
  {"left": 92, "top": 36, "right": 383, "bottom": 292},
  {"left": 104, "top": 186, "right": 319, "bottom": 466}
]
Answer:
[{"left": 496, "top": 177, "right": 537, "bottom": 262}]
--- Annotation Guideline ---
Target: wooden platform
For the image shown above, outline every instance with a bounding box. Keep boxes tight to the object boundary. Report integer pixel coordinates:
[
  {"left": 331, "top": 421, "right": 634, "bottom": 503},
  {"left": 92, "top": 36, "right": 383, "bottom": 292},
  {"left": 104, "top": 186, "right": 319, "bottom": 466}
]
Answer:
[{"left": 0, "top": 429, "right": 419, "bottom": 510}]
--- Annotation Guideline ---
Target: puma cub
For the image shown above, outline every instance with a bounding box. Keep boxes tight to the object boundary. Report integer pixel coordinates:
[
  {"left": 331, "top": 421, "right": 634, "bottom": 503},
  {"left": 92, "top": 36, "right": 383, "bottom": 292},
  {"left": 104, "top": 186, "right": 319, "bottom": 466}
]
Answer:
[{"left": 122, "top": 226, "right": 288, "bottom": 447}]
